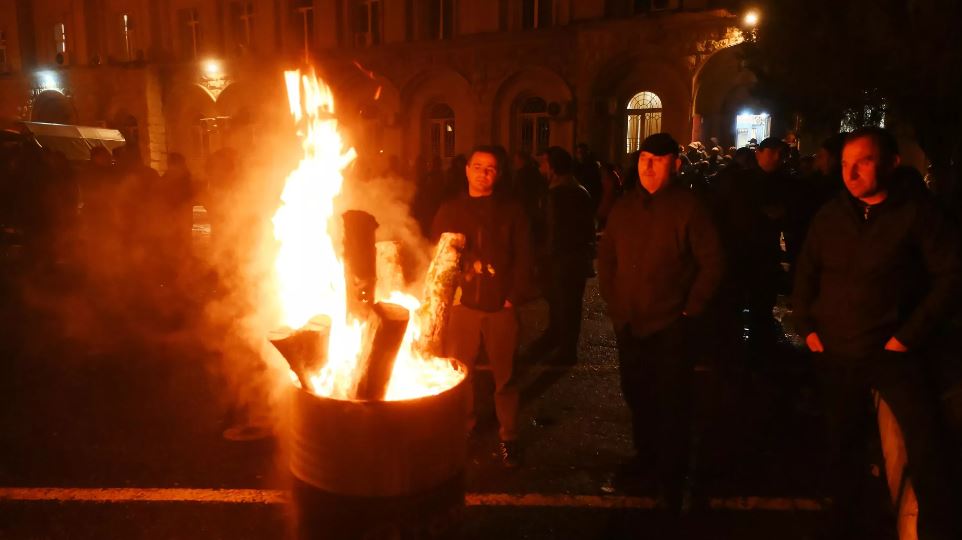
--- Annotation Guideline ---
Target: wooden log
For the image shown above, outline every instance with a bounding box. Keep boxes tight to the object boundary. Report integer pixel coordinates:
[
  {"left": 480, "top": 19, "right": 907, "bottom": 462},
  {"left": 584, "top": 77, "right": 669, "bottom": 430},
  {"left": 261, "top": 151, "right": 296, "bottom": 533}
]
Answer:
[
  {"left": 268, "top": 315, "right": 332, "bottom": 391},
  {"left": 353, "top": 302, "right": 410, "bottom": 401},
  {"left": 416, "top": 232, "right": 466, "bottom": 358},
  {"left": 341, "top": 210, "right": 379, "bottom": 319},
  {"left": 375, "top": 240, "right": 405, "bottom": 301}
]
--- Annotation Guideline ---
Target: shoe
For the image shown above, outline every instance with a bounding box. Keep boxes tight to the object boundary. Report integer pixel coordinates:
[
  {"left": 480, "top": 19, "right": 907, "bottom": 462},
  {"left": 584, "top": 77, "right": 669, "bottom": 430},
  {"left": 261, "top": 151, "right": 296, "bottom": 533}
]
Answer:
[{"left": 497, "top": 441, "right": 522, "bottom": 469}]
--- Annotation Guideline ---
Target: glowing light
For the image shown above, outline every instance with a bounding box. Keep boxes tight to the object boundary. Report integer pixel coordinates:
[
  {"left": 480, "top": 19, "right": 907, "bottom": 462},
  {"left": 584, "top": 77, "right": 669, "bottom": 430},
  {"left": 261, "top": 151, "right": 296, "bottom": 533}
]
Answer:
[
  {"left": 37, "top": 71, "right": 59, "bottom": 90},
  {"left": 743, "top": 10, "right": 760, "bottom": 27},
  {"left": 203, "top": 59, "right": 222, "bottom": 77}
]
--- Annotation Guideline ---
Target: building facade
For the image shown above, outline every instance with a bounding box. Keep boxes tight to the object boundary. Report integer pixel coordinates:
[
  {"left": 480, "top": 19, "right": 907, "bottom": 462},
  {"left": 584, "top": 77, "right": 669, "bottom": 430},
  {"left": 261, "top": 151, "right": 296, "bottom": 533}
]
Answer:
[{"left": 0, "top": 0, "right": 759, "bottom": 173}]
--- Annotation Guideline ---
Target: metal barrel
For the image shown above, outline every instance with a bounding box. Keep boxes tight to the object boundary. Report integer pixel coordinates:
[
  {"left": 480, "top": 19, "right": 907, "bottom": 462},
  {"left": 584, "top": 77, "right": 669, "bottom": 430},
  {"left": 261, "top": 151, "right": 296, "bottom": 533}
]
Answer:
[{"left": 290, "top": 364, "right": 467, "bottom": 539}]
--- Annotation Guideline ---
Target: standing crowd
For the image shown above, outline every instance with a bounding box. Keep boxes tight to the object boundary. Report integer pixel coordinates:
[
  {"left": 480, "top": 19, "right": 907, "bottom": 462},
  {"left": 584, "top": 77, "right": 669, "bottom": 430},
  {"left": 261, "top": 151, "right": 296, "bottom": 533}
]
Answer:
[{"left": 420, "top": 128, "right": 960, "bottom": 540}]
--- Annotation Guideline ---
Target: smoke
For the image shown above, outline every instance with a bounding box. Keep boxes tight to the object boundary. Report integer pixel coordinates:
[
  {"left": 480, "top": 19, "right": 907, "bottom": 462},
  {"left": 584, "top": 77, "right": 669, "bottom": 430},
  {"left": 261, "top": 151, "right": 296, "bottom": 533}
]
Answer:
[
  {"left": 336, "top": 167, "right": 433, "bottom": 292},
  {"left": 194, "top": 129, "right": 433, "bottom": 433},
  {"left": 9, "top": 71, "right": 433, "bottom": 446}
]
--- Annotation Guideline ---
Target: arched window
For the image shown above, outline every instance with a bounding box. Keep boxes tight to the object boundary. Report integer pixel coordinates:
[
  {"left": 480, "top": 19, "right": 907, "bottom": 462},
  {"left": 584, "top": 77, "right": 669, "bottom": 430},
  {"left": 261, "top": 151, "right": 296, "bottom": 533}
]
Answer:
[
  {"left": 626, "top": 91, "right": 662, "bottom": 153},
  {"left": 426, "top": 103, "right": 455, "bottom": 158},
  {"left": 518, "top": 96, "right": 549, "bottom": 154}
]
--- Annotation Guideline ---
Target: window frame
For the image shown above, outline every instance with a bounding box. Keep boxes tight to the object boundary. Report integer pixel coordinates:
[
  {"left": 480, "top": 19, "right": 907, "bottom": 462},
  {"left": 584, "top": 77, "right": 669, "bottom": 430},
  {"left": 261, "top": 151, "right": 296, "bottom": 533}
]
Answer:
[
  {"left": 518, "top": 96, "right": 550, "bottom": 154},
  {"left": 426, "top": 103, "right": 456, "bottom": 159},
  {"left": 522, "top": 0, "right": 554, "bottom": 30},
  {"left": 625, "top": 91, "right": 663, "bottom": 154},
  {"left": 353, "top": 0, "right": 383, "bottom": 47}
]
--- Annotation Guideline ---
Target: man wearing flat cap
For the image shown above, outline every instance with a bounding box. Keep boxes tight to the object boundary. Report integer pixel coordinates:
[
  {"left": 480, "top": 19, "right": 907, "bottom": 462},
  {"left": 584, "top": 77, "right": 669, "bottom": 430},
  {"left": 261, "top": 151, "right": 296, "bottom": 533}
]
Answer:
[{"left": 598, "top": 133, "right": 724, "bottom": 509}]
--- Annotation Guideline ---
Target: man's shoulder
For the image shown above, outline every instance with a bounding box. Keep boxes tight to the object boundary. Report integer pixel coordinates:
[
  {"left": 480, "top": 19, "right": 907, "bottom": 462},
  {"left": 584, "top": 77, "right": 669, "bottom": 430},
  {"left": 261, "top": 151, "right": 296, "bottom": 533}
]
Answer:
[{"left": 552, "top": 179, "right": 591, "bottom": 199}]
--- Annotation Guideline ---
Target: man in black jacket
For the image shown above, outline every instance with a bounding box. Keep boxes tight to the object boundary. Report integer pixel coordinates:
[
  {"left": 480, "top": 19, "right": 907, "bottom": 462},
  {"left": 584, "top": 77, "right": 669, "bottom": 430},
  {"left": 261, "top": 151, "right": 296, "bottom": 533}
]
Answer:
[
  {"left": 793, "top": 127, "right": 961, "bottom": 540},
  {"left": 528, "top": 146, "right": 595, "bottom": 365},
  {"left": 431, "top": 145, "right": 533, "bottom": 468},
  {"left": 598, "top": 133, "right": 724, "bottom": 509}
]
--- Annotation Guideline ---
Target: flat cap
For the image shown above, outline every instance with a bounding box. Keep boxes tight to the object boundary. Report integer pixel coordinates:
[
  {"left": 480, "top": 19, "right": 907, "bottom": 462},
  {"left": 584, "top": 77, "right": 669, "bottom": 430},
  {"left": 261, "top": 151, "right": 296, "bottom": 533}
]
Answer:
[{"left": 639, "top": 133, "right": 680, "bottom": 156}]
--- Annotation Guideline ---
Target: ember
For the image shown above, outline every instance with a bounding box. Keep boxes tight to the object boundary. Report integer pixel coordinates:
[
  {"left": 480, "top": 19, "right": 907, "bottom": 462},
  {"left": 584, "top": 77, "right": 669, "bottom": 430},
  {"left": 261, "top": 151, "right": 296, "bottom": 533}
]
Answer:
[{"left": 270, "top": 69, "right": 465, "bottom": 402}]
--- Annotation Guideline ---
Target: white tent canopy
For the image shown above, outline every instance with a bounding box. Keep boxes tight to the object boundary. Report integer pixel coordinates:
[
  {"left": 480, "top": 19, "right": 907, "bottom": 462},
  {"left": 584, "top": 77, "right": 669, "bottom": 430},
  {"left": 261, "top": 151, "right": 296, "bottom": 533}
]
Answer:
[{"left": 20, "top": 122, "right": 126, "bottom": 161}]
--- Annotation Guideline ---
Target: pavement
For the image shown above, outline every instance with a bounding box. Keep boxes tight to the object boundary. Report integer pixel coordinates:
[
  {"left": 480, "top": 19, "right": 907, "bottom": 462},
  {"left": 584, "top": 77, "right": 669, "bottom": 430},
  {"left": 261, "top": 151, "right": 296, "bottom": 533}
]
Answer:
[{"left": 0, "top": 225, "right": 898, "bottom": 539}]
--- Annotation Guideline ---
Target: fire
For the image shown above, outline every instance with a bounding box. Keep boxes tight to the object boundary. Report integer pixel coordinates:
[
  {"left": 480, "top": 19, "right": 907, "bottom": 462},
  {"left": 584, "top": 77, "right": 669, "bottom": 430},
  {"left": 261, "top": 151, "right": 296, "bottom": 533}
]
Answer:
[{"left": 272, "top": 69, "right": 464, "bottom": 401}]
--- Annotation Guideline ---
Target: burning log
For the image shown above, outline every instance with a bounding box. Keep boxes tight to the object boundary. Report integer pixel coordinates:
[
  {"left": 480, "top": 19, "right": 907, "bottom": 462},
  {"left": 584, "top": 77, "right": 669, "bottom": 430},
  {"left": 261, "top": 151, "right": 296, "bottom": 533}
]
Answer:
[
  {"left": 353, "top": 302, "right": 410, "bottom": 401},
  {"left": 341, "top": 210, "right": 379, "bottom": 319},
  {"left": 375, "top": 240, "right": 405, "bottom": 301},
  {"left": 268, "top": 315, "right": 331, "bottom": 390},
  {"left": 416, "top": 232, "right": 466, "bottom": 357}
]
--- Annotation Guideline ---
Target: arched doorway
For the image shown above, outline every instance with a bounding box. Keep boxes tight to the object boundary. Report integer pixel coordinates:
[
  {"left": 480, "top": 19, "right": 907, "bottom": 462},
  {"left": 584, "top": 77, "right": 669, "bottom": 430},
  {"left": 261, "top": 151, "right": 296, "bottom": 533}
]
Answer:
[
  {"left": 165, "top": 83, "right": 218, "bottom": 174},
  {"left": 588, "top": 53, "right": 689, "bottom": 163},
  {"left": 401, "top": 68, "right": 476, "bottom": 161},
  {"left": 625, "top": 91, "right": 663, "bottom": 153},
  {"left": 31, "top": 90, "right": 76, "bottom": 124},
  {"left": 491, "top": 67, "right": 573, "bottom": 154},
  {"left": 692, "top": 43, "right": 762, "bottom": 148}
]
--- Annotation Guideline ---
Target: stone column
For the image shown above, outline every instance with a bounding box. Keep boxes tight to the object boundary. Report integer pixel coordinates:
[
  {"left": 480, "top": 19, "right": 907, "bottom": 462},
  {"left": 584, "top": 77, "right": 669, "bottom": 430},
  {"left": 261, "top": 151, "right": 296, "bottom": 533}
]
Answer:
[{"left": 144, "top": 66, "right": 168, "bottom": 172}]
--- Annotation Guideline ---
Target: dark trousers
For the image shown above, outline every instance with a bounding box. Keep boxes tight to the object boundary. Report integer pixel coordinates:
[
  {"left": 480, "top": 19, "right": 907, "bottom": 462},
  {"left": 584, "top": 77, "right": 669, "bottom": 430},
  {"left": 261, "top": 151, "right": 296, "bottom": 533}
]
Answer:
[
  {"left": 444, "top": 304, "right": 520, "bottom": 441},
  {"left": 616, "top": 320, "right": 694, "bottom": 507},
  {"left": 542, "top": 268, "right": 587, "bottom": 360},
  {"left": 815, "top": 350, "right": 958, "bottom": 540}
]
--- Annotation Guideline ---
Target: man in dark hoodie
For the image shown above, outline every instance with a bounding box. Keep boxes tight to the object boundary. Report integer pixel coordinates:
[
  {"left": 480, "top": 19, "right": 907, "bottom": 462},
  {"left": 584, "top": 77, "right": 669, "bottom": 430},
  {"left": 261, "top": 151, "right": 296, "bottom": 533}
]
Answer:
[
  {"left": 528, "top": 146, "right": 595, "bottom": 365},
  {"left": 431, "top": 145, "right": 533, "bottom": 468},
  {"left": 793, "top": 127, "right": 961, "bottom": 540},
  {"left": 598, "top": 133, "right": 724, "bottom": 509}
]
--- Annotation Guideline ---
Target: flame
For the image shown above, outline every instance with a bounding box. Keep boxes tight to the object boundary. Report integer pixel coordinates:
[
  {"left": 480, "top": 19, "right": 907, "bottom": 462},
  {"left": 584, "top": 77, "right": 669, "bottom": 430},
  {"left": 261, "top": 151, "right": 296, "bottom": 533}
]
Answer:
[{"left": 272, "top": 70, "right": 463, "bottom": 401}]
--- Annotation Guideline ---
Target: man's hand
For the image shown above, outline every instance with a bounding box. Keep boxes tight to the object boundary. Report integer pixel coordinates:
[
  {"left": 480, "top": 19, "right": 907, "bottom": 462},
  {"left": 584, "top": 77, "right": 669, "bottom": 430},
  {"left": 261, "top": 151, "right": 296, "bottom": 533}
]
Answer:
[
  {"left": 805, "top": 332, "right": 824, "bottom": 353},
  {"left": 884, "top": 337, "right": 908, "bottom": 352},
  {"left": 504, "top": 299, "right": 513, "bottom": 309}
]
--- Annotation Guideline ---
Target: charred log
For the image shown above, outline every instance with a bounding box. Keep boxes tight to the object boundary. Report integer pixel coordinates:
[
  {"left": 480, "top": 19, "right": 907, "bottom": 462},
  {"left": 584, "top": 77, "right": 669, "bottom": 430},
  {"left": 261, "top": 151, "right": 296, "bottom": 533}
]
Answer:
[
  {"left": 353, "top": 302, "right": 410, "bottom": 401},
  {"left": 341, "top": 210, "right": 379, "bottom": 319},
  {"left": 269, "top": 315, "right": 332, "bottom": 390}
]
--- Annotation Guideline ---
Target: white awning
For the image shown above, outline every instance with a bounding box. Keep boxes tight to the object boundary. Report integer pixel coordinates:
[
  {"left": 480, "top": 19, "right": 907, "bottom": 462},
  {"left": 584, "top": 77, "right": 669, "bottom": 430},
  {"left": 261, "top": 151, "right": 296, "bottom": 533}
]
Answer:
[{"left": 19, "top": 121, "right": 126, "bottom": 161}]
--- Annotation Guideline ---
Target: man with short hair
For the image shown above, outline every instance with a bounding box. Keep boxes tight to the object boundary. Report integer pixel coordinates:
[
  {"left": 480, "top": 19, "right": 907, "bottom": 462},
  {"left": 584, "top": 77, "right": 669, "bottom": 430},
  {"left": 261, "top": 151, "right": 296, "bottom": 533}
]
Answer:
[
  {"left": 729, "top": 136, "right": 791, "bottom": 366},
  {"left": 598, "top": 133, "right": 724, "bottom": 509},
  {"left": 793, "top": 127, "right": 961, "bottom": 539},
  {"left": 529, "top": 146, "right": 595, "bottom": 365},
  {"left": 432, "top": 145, "right": 533, "bottom": 468}
]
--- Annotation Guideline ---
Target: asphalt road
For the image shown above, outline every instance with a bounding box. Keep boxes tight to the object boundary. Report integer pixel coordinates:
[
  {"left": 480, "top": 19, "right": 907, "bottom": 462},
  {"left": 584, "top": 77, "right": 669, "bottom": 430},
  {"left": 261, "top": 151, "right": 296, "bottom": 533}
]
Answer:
[{"left": 0, "top": 245, "right": 896, "bottom": 539}]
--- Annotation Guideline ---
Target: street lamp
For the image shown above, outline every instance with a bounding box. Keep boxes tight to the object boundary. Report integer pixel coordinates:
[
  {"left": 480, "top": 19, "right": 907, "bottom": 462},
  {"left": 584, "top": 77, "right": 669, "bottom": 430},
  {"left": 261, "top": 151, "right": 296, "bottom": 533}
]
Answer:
[
  {"left": 37, "top": 70, "right": 59, "bottom": 90},
  {"left": 743, "top": 10, "right": 760, "bottom": 28}
]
